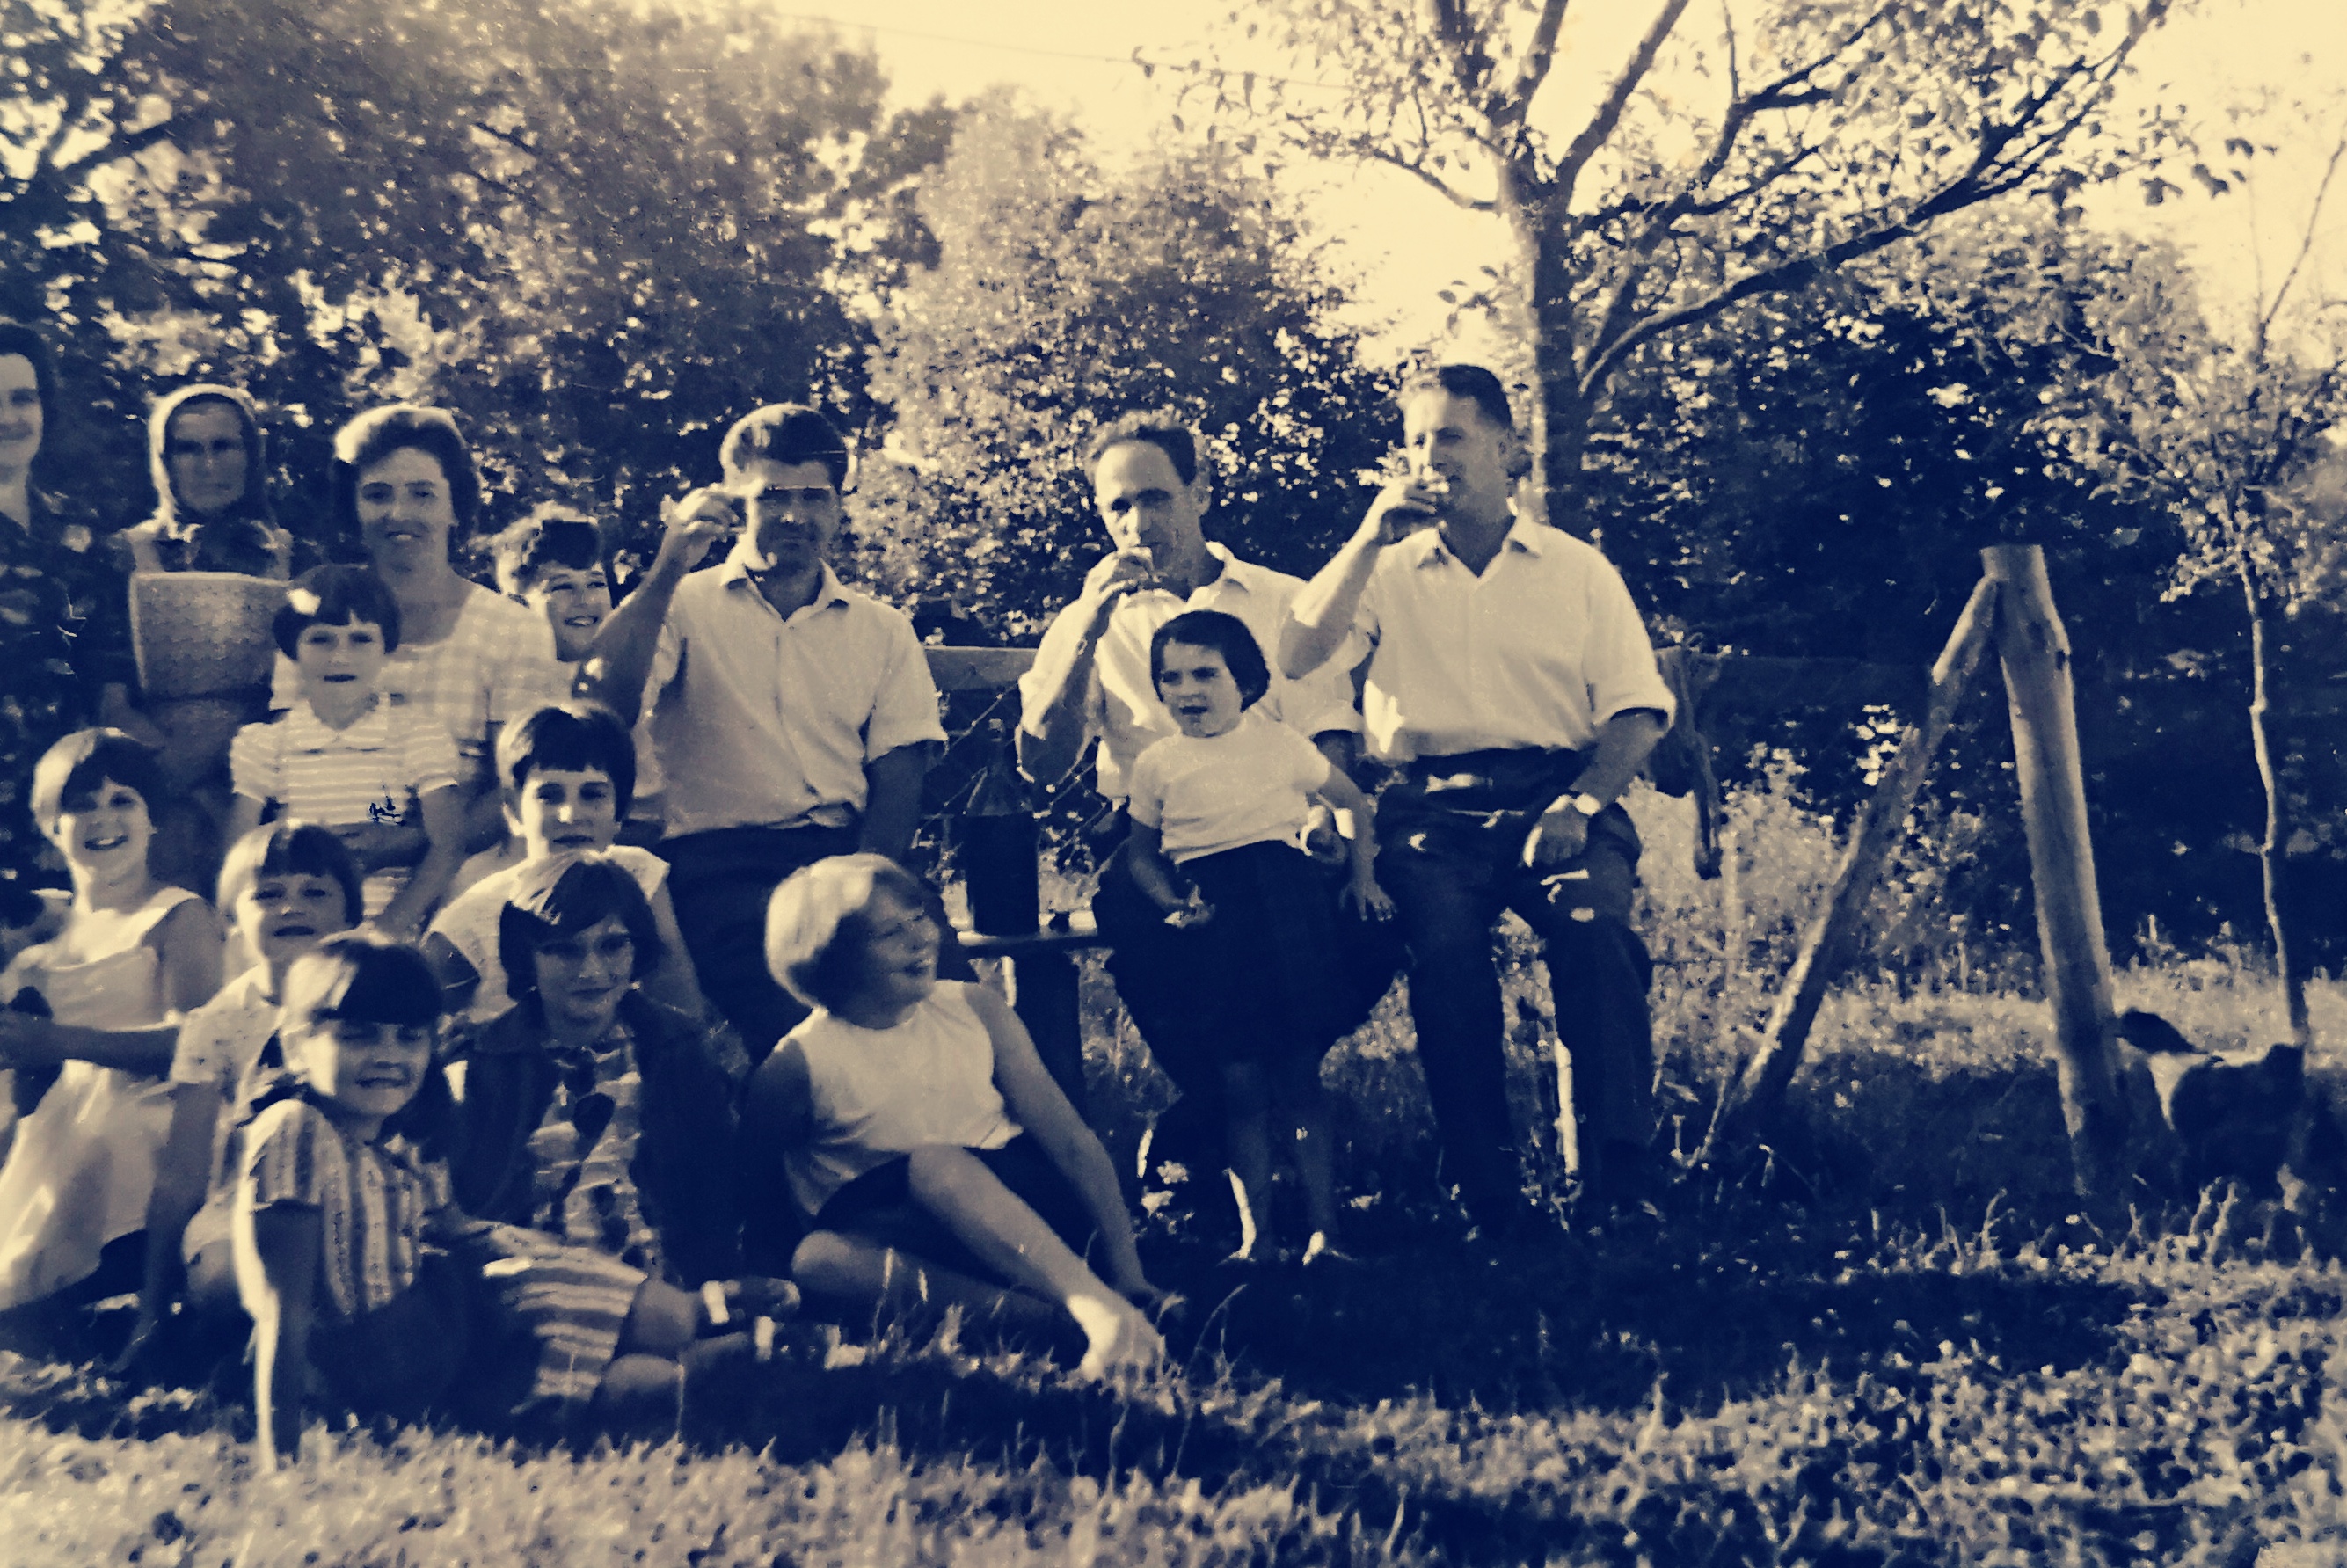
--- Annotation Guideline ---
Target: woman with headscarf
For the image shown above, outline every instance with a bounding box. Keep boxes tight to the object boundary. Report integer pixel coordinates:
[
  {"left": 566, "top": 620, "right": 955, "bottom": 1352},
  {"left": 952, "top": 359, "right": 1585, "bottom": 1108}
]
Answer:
[
  {"left": 117, "top": 384, "right": 297, "bottom": 580},
  {"left": 114, "top": 385, "right": 303, "bottom": 894}
]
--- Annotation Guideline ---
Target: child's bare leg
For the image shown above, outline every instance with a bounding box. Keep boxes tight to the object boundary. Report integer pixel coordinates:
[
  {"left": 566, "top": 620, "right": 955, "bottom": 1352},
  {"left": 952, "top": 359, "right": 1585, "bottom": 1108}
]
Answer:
[
  {"left": 1221, "top": 1061, "right": 1276, "bottom": 1259},
  {"left": 1273, "top": 1054, "right": 1342, "bottom": 1243},
  {"left": 791, "top": 1228, "right": 1064, "bottom": 1339},
  {"left": 900, "top": 1146, "right": 1163, "bottom": 1376}
]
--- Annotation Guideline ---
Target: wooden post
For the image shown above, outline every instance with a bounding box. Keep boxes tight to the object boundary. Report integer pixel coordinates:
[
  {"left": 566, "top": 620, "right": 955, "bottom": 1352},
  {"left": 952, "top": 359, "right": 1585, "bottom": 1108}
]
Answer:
[
  {"left": 956, "top": 717, "right": 1089, "bottom": 1111},
  {"left": 1982, "top": 543, "right": 2127, "bottom": 1196},
  {"left": 1702, "top": 574, "right": 1999, "bottom": 1161}
]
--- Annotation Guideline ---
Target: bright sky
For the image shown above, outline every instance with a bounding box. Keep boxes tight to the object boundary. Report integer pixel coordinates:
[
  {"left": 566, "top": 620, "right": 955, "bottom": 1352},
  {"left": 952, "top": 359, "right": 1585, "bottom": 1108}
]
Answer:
[{"left": 778, "top": 0, "right": 2347, "bottom": 353}]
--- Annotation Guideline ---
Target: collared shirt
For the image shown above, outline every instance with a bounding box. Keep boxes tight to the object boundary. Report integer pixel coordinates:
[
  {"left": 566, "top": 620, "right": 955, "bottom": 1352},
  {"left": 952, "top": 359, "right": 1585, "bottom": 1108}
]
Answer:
[
  {"left": 230, "top": 699, "right": 461, "bottom": 916},
  {"left": 1020, "top": 542, "right": 1361, "bottom": 801},
  {"left": 644, "top": 557, "right": 945, "bottom": 839},
  {"left": 1342, "top": 516, "right": 1675, "bottom": 763}
]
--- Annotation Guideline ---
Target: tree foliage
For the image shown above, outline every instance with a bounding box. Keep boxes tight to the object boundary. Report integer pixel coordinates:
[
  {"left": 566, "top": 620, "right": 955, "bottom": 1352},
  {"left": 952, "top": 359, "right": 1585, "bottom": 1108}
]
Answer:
[
  {"left": 2, "top": 0, "right": 952, "bottom": 552},
  {"left": 1177, "top": 0, "right": 2185, "bottom": 529},
  {"left": 855, "top": 102, "right": 1397, "bottom": 637}
]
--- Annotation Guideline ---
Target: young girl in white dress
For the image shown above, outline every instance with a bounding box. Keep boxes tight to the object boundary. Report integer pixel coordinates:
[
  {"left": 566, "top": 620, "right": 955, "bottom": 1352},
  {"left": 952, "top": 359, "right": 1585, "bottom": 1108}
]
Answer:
[{"left": 0, "top": 730, "right": 225, "bottom": 1314}]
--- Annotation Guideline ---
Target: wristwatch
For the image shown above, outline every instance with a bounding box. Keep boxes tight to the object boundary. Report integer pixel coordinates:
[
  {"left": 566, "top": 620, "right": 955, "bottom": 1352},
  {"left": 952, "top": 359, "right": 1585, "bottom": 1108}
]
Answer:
[{"left": 1563, "top": 791, "right": 1606, "bottom": 819}]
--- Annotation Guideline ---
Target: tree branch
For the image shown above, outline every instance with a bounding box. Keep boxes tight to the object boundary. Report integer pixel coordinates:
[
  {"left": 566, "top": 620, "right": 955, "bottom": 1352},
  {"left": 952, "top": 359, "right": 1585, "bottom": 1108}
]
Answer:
[
  {"left": 47, "top": 116, "right": 190, "bottom": 186},
  {"left": 1355, "top": 140, "right": 1498, "bottom": 212},
  {"left": 2260, "top": 120, "right": 2347, "bottom": 348},
  {"left": 1553, "top": 0, "right": 1693, "bottom": 206},
  {"left": 1499, "top": 0, "right": 1571, "bottom": 129}
]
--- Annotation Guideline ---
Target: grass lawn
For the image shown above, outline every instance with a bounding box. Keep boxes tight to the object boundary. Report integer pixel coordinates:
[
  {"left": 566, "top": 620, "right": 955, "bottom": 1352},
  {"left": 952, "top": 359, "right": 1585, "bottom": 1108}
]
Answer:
[{"left": 7, "top": 786, "right": 2345, "bottom": 1566}]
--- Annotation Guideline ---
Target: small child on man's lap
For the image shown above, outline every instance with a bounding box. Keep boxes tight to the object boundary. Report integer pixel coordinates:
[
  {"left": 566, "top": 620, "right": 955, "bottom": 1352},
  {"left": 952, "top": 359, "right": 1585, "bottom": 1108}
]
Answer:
[{"left": 1124, "top": 609, "right": 1393, "bottom": 1265}]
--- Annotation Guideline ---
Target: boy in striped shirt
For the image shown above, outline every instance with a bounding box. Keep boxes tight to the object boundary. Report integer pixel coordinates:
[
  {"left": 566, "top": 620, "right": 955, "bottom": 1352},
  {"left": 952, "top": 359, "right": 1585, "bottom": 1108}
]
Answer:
[{"left": 229, "top": 566, "right": 465, "bottom": 936}]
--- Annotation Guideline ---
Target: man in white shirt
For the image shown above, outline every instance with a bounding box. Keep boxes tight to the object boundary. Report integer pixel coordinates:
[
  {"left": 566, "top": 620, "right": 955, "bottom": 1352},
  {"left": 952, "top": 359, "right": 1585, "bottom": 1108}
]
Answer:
[
  {"left": 575, "top": 404, "right": 949, "bottom": 1059},
  {"left": 1281, "top": 366, "right": 1676, "bottom": 1230},
  {"left": 1019, "top": 413, "right": 1393, "bottom": 1174}
]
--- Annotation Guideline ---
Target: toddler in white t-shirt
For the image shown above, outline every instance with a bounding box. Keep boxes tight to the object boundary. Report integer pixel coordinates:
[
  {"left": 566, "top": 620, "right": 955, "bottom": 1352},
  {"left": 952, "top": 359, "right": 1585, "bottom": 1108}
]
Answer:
[{"left": 1123, "top": 610, "right": 1391, "bottom": 1264}]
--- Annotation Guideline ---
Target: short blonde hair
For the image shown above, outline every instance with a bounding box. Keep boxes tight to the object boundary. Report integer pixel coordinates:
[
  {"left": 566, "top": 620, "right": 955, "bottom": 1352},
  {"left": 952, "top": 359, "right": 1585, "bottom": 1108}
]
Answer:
[{"left": 763, "top": 854, "right": 929, "bottom": 1013}]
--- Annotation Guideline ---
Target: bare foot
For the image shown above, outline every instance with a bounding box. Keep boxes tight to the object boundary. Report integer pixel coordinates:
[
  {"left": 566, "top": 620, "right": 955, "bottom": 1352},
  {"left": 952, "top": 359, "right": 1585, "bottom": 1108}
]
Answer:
[{"left": 1068, "top": 1294, "right": 1165, "bottom": 1379}]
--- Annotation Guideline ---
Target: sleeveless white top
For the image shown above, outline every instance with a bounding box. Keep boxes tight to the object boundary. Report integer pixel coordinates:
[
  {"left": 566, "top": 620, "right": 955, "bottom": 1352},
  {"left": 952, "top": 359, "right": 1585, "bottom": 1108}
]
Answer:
[{"left": 783, "top": 981, "right": 1019, "bottom": 1219}]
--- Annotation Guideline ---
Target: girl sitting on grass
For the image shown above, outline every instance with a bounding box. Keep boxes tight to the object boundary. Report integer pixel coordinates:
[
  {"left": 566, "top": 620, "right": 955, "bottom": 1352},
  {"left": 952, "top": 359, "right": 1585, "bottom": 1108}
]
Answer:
[
  {"left": 0, "top": 729, "right": 225, "bottom": 1318},
  {"left": 235, "top": 934, "right": 791, "bottom": 1467},
  {"left": 1123, "top": 610, "right": 1393, "bottom": 1265},
  {"left": 122, "top": 820, "right": 362, "bottom": 1370},
  {"left": 745, "top": 854, "right": 1166, "bottom": 1378}
]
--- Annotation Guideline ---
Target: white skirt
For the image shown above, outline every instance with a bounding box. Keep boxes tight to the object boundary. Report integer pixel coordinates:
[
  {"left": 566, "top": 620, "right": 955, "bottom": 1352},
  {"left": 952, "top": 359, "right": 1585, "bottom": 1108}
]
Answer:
[{"left": 0, "top": 1062, "right": 173, "bottom": 1309}]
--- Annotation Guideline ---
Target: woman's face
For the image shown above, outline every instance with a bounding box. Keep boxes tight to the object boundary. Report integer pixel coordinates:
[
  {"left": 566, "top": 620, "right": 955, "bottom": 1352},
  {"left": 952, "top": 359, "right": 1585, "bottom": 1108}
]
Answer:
[
  {"left": 164, "top": 400, "right": 251, "bottom": 518},
  {"left": 0, "top": 354, "right": 43, "bottom": 476},
  {"left": 48, "top": 777, "right": 154, "bottom": 890},
  {"left": 357, "top": 446, "right": 460, "bottom": 571},
  {"left": 529, "top": 913, "right": 637, "bottom": 1034}
]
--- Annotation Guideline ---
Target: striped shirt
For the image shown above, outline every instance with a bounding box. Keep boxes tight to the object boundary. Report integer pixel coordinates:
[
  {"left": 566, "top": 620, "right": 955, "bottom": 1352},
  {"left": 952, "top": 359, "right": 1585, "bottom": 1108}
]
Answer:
[
  {"left": 231, "top": 701, "right": 462, "bottom": 917},
  {"left": 236, "top": 1098, "right": 449, "bottom": 1321},
  {"left": 272, "top": 584, "right": 566, "bottom": 762}
]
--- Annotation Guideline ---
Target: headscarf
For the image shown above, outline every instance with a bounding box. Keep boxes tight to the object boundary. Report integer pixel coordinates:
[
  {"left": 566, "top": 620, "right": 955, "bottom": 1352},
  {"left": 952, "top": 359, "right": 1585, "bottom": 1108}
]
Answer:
[{"left": 135, "top": 384, "right": 282, "bottom": 575}]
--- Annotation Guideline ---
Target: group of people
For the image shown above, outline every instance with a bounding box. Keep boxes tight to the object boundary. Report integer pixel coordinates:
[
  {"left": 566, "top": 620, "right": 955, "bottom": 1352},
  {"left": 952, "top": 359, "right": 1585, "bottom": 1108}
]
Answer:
[{"left": 0, "top": 310, "right": 1680, "bottom": 1457}]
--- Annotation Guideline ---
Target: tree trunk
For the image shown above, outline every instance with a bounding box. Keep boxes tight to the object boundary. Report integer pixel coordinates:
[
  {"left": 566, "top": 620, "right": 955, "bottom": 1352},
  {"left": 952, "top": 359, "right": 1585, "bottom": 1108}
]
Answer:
[
  {"left": 2239, "top": 560, "right": 2312, "bottom": 1049},
  {"left": 1984, "top": 544, "right": 2128, "bottom": 1197},
  {"left": 1701, "top": 575, "right": 1997, "bottom": 1162},
  {"left": 1516, "top": 202, "right": 1588, "bottom": 536}
]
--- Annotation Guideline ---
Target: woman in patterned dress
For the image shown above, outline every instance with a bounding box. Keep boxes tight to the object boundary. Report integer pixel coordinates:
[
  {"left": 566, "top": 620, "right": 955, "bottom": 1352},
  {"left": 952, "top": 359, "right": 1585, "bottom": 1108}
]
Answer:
[{"left": 0, "top": 318, "right": 141, "bottom": 908}]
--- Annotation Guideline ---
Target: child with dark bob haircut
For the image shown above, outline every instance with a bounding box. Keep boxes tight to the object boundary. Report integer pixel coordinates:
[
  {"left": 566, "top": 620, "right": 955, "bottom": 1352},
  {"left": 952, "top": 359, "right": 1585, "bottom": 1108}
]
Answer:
[
  {"left": 748, "top": 854, "right": 1165, "bottom": 1378},
  {"left": 426, "top": 702, "right": 703, "bottom": 1022},
  {"left": 440, "top": 852, "right": 753, "bottom": 1289},
  {"left": 1126, "top": 609, "right": 1394, "bottom": 1265},
  {"left": 232, "top": 565, "right": 463, "bottom": 935}
]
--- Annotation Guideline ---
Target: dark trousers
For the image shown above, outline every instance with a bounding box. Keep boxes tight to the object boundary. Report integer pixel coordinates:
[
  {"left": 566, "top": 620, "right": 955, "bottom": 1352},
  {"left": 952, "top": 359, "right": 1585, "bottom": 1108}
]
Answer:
[
  {"left": 660, "top": 824, "right": 971, "bottom": 1064},
  {"left": 1379, "top": 751, "right": 1655, "bottom": 1223}
]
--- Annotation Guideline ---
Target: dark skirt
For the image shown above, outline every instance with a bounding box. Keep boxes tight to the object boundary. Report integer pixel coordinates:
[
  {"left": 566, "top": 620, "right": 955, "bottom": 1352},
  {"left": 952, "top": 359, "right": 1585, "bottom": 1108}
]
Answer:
[
  {"left": 813, "top": 1135, "right": 1097, "bottom": 1286},
  {"left": 309, "top": 1251, "right": 472, "bottom": 1422},
  {"left": 1177, "top": 839, "right": 1397, "bottom": 1068}
]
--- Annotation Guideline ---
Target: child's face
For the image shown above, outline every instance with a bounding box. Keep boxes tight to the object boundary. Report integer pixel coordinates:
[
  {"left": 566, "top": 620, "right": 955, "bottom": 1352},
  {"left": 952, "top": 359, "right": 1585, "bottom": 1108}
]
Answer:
[
  {"left": 526, "top": 565, "right": 612, "bottom": 662},
  {"left": 47, "top": 777, "right": 155, "bottom": 886},
  {"left": 292, "top": 620, "right": 390, "bottom": 705},
  {"left": 528, "top": 913, "right": 636, "bottom": 1032},
  {"left": 512, "top": 767, "right": 621, "bottom": 857},
  {"left": 288, "top": 1014, "right": 434, "bottom": 1126},
  {"left": 849, "top": 887, "right": 937, "bottom": 1013},
  {"left": 236, "top": 871, "right": 355, "bottom": 974},
  {"left": 1155, "top": 641, "right": 1246, "bottom": 739}
]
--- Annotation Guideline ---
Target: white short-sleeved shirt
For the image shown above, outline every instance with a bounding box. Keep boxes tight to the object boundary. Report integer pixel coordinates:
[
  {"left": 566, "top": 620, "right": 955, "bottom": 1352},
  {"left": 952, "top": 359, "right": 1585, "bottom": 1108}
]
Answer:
[
  {"left": 1337, "top": 518, "right": 1676, "bottom": 763},
  {"left": 167, "top": 966, "right": 281, "bottom": 1258},
  {"left": 426, "top": 843, "right": 671, "bottom": 1024},
  {"left": 273, "top": 584, "right": 567, "bottom": 762},
  {"left": 1020, "top": 543, "right": 1360, "bottom": 801},
  {"left": 644, "top": 558, "right": 946, "bottom": 839},
  {"left": 779, "top": 981, "right": 1020, "bottom": 1219},
  {"left": 230, "top": 701, "right": 463, "bottom": 917},
  {"left": 1126, "top": 709, "right": 1334, "bottom": 864}
]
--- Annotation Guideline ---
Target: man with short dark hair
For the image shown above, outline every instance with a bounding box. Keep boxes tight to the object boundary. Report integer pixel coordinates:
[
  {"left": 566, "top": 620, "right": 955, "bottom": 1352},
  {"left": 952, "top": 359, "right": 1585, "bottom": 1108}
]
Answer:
[
  {"left": 1280, "top": 366, "right": 1675, "bottom": 1231},
  {"left": 575, "top": 404, "right": 947, "bottom": 1059},
  {"left": 1019, "top": 412, "right": 1387, "bottom": 1180}
]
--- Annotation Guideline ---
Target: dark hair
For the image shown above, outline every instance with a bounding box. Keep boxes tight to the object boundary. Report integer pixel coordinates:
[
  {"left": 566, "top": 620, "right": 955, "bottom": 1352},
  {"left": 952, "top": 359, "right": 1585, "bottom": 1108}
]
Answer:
[
  {"left": 490, "top": 505, "right": 606, "bottom": 597},
  {"left": 496, "top": 701, "right": 637, "bottom": 820},
  {"left": 266, "top": 932, "right": 450, "bottom": 1148},
  {"left": 1149, "top": 609, "right": 1272, "bottom": 710},
  {"left": 273, "top": 564, "right": 403, "bottom": 659},
  {"left": 718, "top": 404, "right": 850, "bottom": 491},
  {"left": 1399, "top": 364, "right": 1517, "bottom": 434},
  {"left": 330, "top": 405, "right": 483, "bottom": 541},
  {"left": 149, "top": 383, "right": 270, "bottom": 529},
  {"left": 764, "top": 853, "right": 932, "bottom": 1013},
  {"left": 218, "top": 820, "right": 366, "bottom": 930},
  {"left": 0, "top": 317, "right": 59, "bottom": 433},
  {"left": 1082, "top": 412, "right": 1202, "bottom": 486},
  {"left": 30, "top": 729, "right": 166, "bottom": 833},
  {"left": 282, "top": 932, "right": 443, "bottom": 1031},
  {"left": 497, "top": 852, "right": 662, "bottom": 1007}
]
